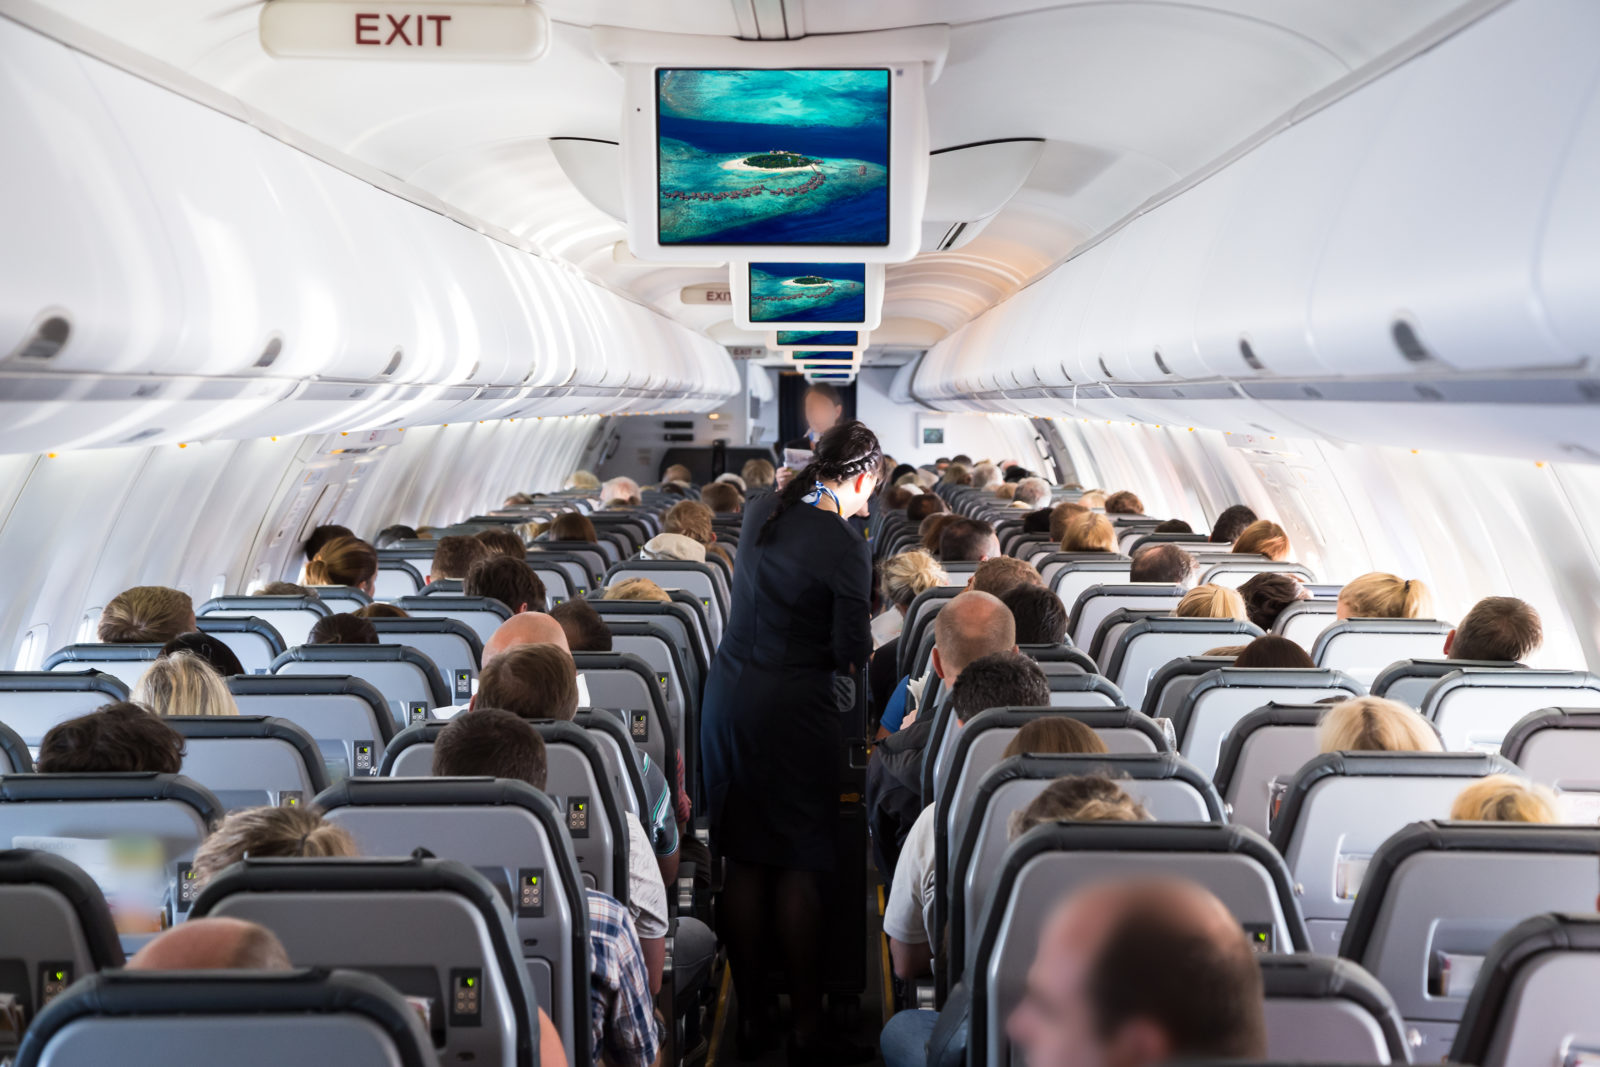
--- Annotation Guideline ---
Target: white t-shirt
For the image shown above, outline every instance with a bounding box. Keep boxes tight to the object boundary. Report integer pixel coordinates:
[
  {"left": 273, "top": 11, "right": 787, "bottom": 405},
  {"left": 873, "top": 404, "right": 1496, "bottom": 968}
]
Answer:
[
  {"left": 883, "top": 804, "right": 938, "bottom": 951},
  {"left": 626, "top": 814, "right": 669, "bottom": 941}
]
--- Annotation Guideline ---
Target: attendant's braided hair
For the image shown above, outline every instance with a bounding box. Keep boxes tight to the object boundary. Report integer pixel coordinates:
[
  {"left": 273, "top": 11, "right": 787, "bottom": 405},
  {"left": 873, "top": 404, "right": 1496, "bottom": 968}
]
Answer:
[{"left": 761, "top": 420, "right": 882, "bottom": 543}]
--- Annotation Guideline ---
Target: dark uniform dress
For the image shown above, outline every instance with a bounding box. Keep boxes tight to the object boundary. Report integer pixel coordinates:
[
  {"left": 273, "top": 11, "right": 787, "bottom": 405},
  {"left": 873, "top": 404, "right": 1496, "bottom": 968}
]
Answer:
[{"left": 700, "top": 490, "right": 873, "bottom": 872}]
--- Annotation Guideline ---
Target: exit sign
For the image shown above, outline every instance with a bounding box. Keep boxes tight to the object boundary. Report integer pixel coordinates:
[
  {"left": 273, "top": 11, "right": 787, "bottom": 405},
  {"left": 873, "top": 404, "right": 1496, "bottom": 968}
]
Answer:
[{"left": 260, "top": 1, "right": 549, "bottom": 61}]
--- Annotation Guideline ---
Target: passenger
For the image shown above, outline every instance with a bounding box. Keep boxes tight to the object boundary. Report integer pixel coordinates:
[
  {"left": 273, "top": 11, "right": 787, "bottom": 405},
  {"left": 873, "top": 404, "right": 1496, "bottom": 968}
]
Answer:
[
  {"left": 600, "top": 476, "right": 641, "bottom": 506},
  {"left": 432, "top": 709, "right": 676, "bottom": 1001},
  {"left": 993, "top": 482, "right": 1017, "bottom": 502},
  {"left": 1318, "top": 696, "right": 1443, "bottom": 753},
  {"left": 906, "top": 493, "right": 948, "bottom": 524},
  {"left": 784, "top": 382, "right": 845, "bottom": 451},
  {"left": 871, "top": 551, "right": 947, "bottom": 710},
  {"left": 699, "top": 420, "right": 880, "bottom": 1064},
  {"left": 879, "top": 652, "right": 1045, "bottom": 979},
  {"left": 1445, "top": 596, "right": 1543, "bottom": 661},
  {"left": 715, "top": 472, "right": 747, "bottom": 492},
  {"left": 1021, "top": 508, "right": 1054, "bottom": 536},
  {"left": 1078, "top": 489, "right": 1107, "bottom": 509},
  {"left": 883, "top": 485, "right": 915, "bottom": 511},
  {"left": 701, "top": 481, "right": 743, "bottom": 515},
  {"left": 36, "top": 702, "right": 184, "bottom": 774},
  {"left": 429, "top": 534, "right": 491, "bottom": 584},
  {"left": 605, "top": 577, "right": 673, "bottom": 603},
  {"left": 1152, "top": 518, "right": 1193, "bottom": 534},
  {"left": 1337, "top": 571, "right": 1435, "bottom": 620},
  {"left": 1012, "top": 477, "right": 1051, "bottom": 509},
  {"left": 505, "top": 492, "right": 537, "bottom": 507},
  {"left": 257, "top": 581, "right": 315, "bottom": 597},
  {"left": 550, "top": 598, "right": 613, "bottom": 653},
  {"left": 306, "top": 612, "right": 379, "bottom": 645},
  {"left": 969, "top": 556, "right": 1043, "bottom": 598},
  {"left": 1002, "top": 715, "right": 1109, "bottom": 761},
  {"left": 1060, "top": 512, "right": 1116, "bottom": 553},
  {"left": 939, "top": 518, "right": 1000, "bottom": 564},
  {"left": 942, "top": 463, "right": 973, "bottom": 487},
  {"left": 664, "top": 500, "right": 717, "bottom": 545},
  {"left": 99, "top": 586, "right": 196, "bottom": 644},
  {"left": 127, "top": 918, "right": 292, "bottom": 972},
  {"left": 302, "top": 524, "right": 354, "bottom": 563},
  {"left": 919, "top": 513, "right": 957, "bottom": 556},
  {"left": 475, "top": 526, "right": 527, "bottom": 560},
  {"left": 304, "top": 535, "right": 379, "bottom": 595},
  {"left": 660, "top": 463, "right": 694, "bottom": 488},
  {"left": 1048, "top": 501, "right": 1090, "bottom": 543},
  {"left": 1201, "top": 645, "right": 1249, "bottom": 660},
  {"left": 1238, "top": 571, "right": 1310, "bottom": 632},
  {"left": 971, "top": 463, "right": 1002, "bottom": 491},
  {"left": 463, "top": 555, "right": 547, "bottom": 615},
  {"left": 1450, "top": 774, "right": 1559, "bottom": 823},
  {"left": 548, "top": 511, "right": 599, "bottom": 543},
  {"left": 567, "top": 469, "right": 601, "bottom": 492},
  {"left": 1232, "top": 634, "right": 1314, "bottom": 669},
  {"left": 1129, "top": 544, "right": 1197, "bottom": 587},
  {"left": 1209, "top": 504, "right": 1259, "bottom": 544},
  {"left": 1006, "top": 773, "right": 1152, "bottom": 839},
  {"left": 1232, "top": 519, "right": 1291, "bottom": 561},
  {"left": 192, "top": 805, "right": 358, "bottom": 887},
  {"left": 1104, "top": 490, "right": 1145, "bottom": 516},
  {"left": 353, "top": 602, "right": 409, "bottom": 620},
  {"left": 950, "top": 454, "right": 974, "bottom": 468},
  {"left": 1175, "top": 584, "right": 1248, "bottom": 621},
  {"left": 640, "top": 531, "right": 706, "bottom": 563},
  {"left": 877, "top": 588, "right": 1018, "bottom": 738},
  {"left": 159, "top": 631, "right": 245, "bottom": 679},
  {"left": 374, "top": 524, "right": 418, "bottom": 548},
  {"left": 1003, "top": 585, "right": 1070, "bottom": 646},
  {"left": 741, "top": 458, "right": 776, "bottom": 492},
  {"left": 132, "top": 651, "right": 240, "bottom": 716},
  {"left": 480, "top": 613, "right": 570, "bottom": 667},
  {"left": 1006, "top": 879, "right": 1267, "bottom": 1066}
]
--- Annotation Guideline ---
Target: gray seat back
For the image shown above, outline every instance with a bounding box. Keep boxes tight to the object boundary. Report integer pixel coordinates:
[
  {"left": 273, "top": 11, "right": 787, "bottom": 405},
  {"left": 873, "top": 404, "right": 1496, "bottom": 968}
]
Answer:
[
  {"left": 194, "top": 857, "right": 545, "bottom": 1067},
  {"left": 198, "top": 596, "right": 330, "bottom": 649},
  {"left": 14, "top": 969, "right": 438, "bottom": 1067},
  {"left": 375, "top": 558, "right": 424, "bottom": 600},
  {"left": 1421, "top": 668, "right": 1600, "bottom": 752},
  {"left": 1213, "top": 703, "right": 1326, "bottom": 837},
  {"left": 610, "top": 562, "right": 727, "bottom": 648},
  {"left": 1172, "top": 667, "right": 1364, "bottom": 778},
  {"left": 1101, "top": 617, "right": 1265, "bottom": 709},
  {"left": 1370, "top": 657, "right": 1524, "bottom": 709},
  {"left": 0, "top": 723, "right": 30, "bottom": 774},
  {"left": 971, "top": 822, "right": 1306, "bottom": 1067},
  {"left": 590, "top": 601, "right": 709, "bottom": 690},
  {"left": 311, "top": 786, "right": 587, "bottom": 1066},
  {"left": 306, "top": 586, "right": 372, "bottom": 613},
  {"left": 938, "top": 561, "right": 979, "bottom": 588},
  {"left": 272, "top": 645, "right": 446, "bottom": 731},
  {"left": 42, "top": 646, "right": 161, "bottom": 690},
  {"left": 168, "top": 716, "right": 328, "bottom": 812},
  {"left": 227, "top": 675, "right": 395, "bottom": 782},
  {"left": 1274, "top": 599, "right": 1340, "bottom": 652},
  {"left": 0, "top": 671, "right": 128, "bottom": 748},
  {"left": 0, "top": 848, "right": 124, "bottom": 1029},
  {"left": 898, "top": 588, "right": 961, "bottom": 678},
  {"left": 1259, "top": 954, "right": 1408, "bottom": 1064},
  {"left": 1340, "top": 821, "right": 1600, "bottom": 1062},
  {"left": 1200, "top": 560, "right": 1317, "bottom": 589},
  {"left": 1311, "top": 618, "right": 1454, "bottom": 686},
  {"left": 371, "top": 619, "right": 483, "bottom": 703},
  {"left": 1040, "top": 556, "right": 1129, "bottom": 598},
  {"left": 1500, "top": 707, "right": 1600, "bottom": 805},
  {"left": 393, "top": 597, "right": 514, "bottom": 645},
  {"left": 572, "top": 652, "right": 675, "bottom": 778},
  {"left": 1269, "top": 751, "right": 1520, "bottom": 954},
  {"left": 523, "top": 561, "right": 573, "bottom": 606},
  {"left": 948, "top": 753, "right": 1226, "bottom": 987},
  {"left": 1067, "top": 583, "right": 1185, "bottom": 650},
  {"left": 607, "top": 628, "right": 690, "bottom": 768},
  {"left": 1141, "top": 655, "right": 1235, "bottom": 718},
  {"left": 194, "top": 617, "right": 286, "bottom": 675},
  {"left": 1448, "top": 913, "right": 1600, "bottom": 1067}
]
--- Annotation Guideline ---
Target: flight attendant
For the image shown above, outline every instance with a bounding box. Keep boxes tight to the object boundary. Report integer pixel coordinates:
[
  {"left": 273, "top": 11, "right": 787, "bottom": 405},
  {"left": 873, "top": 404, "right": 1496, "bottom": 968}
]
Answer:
[
  {"left": 783, "top": 382, "right": 845, "bottom": 452},
  {"left": 701, "top": 420, "right": 880, "bottom": 1065}
]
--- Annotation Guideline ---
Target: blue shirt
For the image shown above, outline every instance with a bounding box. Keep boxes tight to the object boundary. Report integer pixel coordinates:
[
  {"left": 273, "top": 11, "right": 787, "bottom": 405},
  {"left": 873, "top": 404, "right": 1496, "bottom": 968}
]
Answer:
[{"left": 880, "top": 674, "right": 912, "bottom": 734}]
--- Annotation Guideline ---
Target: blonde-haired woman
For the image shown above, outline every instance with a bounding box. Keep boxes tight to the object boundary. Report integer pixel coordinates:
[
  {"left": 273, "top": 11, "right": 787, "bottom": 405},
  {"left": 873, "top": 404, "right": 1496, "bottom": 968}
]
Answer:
[
  {"left": 1232, "top": 520, "right": 1291, "bottom": 562},
  {"left": 1175, "top": 584, "right": 1248, "bottom": 621},
  {"left": 1317, "top": 696, "right": 1442, "bottom": 753},
  {"left": 191, "top": 805, "right": 357, "bottom": 887},
  {"left": 566, "top": 469, "right": 601, "bottom": 491},
  {"left": 1078, "top": 489, "right": 1107, "bottom": 510},
  {"left": 1061, "top": 512, "right": 1117, "bottom": 554},
  {"left": 133, "top": 651, "right": 239, "bottom": 717},
  {"left": 1450, "top": 775, "right": 1559, "bottom": 823},
  {"left": 1338, "top": 572, "right": 1435, "bottom": 620}
]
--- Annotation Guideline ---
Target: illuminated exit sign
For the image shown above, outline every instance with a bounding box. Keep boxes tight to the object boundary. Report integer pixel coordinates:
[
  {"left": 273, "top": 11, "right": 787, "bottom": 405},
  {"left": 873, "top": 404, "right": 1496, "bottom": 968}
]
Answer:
[{"left": 260, "top": 1, "right": 549, "bottom": 61}]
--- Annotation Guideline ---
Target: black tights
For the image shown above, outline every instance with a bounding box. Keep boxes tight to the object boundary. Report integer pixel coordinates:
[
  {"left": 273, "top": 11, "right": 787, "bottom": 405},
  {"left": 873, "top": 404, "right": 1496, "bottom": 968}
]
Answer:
[{"left": 722, "top": 858, "right": 826, "bottom": 1041}]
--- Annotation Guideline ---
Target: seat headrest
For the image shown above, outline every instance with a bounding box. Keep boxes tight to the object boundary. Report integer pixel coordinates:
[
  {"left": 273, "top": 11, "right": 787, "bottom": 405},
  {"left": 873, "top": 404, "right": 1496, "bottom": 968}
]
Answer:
[
  {"left": 1450, "top": 913, "right": 1600, "bottom": 1065},
  {"left": 0, "top": 848, "right": 124, "bottom": 967},
  {"left": 0, "top": 773, "right": 221, "bottom": 825}
]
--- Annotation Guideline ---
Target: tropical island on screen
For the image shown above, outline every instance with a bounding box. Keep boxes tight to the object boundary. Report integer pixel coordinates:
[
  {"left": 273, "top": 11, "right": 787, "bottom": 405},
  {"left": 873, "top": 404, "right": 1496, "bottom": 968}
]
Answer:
[
  {"left": 656, "top": 68, "right": 890, "bottom": 246},
  {"left": 749, "top": 263, "right": 867, "bottom": 324}
]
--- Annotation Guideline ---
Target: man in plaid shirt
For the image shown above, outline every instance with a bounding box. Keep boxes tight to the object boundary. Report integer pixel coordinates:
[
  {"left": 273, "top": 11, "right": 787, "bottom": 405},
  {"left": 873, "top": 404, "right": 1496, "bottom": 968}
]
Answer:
[{"left": 587, "top": 888, "right": 661, "bottom": 1067}]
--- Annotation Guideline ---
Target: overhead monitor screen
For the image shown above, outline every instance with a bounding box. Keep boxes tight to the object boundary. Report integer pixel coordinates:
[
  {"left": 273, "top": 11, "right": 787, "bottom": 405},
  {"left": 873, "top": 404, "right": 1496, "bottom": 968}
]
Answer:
[
  {"left": 792, "top": 351, "right": 854, "bottom": 362},
  {"left": 776, "top": 330, "right": 859, "bottom": 347},
  {"left": 808, "top": 372, "right": 854, "bottom": 381},
  {"left": 657, "top": 68, "right": 890, "bottom": 247},
  {"left": 748, "top": 262, "right": 867, "bottom": 324}
]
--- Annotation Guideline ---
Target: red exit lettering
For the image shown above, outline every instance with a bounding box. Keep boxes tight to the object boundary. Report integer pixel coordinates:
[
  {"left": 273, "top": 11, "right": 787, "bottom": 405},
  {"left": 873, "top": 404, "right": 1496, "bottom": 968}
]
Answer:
[
  {"left": 354, "top": 12, "right": 452, "bottom": 47},
  {"left": 707, "top": 290, "right": 731, "bottom": 303}
]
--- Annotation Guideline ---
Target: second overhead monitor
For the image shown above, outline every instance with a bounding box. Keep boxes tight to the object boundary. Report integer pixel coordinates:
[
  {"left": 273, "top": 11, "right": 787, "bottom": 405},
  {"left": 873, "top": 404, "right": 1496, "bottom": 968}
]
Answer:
[
  {"left": 771, "top": 329, "right": 864, "bottom": 351},
  {"left": 731, "top": 261, "right": 885, "bottom": 330}
]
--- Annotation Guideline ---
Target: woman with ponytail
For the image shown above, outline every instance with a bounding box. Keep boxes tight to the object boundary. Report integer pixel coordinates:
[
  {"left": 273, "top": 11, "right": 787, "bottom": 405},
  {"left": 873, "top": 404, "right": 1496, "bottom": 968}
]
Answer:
[{"left": 701, "top": 420, "right": 881, "bottom": 1065}]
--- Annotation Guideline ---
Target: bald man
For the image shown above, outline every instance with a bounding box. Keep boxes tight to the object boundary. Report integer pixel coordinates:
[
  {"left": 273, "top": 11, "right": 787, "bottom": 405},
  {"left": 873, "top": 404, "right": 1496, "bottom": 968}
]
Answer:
[
  {"left": 1007, "top": 879, "right": 1267, "bottom": 1066},
  {"left": 128, "top": 918, "right": 292, "bottom": 972},
  {"left": 482, "top": 611, "right": 570, "bottom": 666}
]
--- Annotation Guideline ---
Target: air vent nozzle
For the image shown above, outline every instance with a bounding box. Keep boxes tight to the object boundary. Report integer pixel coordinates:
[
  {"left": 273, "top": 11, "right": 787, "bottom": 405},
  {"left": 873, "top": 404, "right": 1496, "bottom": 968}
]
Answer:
[
  {"left": 9, "top": 314, "right": 70, "bottom": 362},
  {"left": 1239, "top": 338, "right": 1264, "bottom": 371},
  {"left": 1392, "top": 319, "right": 1433, "bottom": 363},
  {"left": 382, "top": 348, "right": 404, "bottom": 377},
  {"left": 254, "top": 336, "right": 282, "bottom": 369}
]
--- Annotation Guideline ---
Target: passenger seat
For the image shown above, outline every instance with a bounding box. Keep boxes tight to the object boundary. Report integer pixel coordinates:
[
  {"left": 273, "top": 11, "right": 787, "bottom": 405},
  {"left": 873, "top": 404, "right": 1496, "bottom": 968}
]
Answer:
[
  {"left": 167, "top": 715, "right": 328, "bottom": 812},
  {"left": 1311, "top": 617, "right": 1454, "bottom": 686},
  {"left": 1419, "top": 667, "right": 1600, "bottom": 752},
  {"left": 1258, "top": 953, "right": 1409, "bottom": 1064},
  {"left": 0, "top": 670, "right": 128, "bottom": 748},
  {"left": 1167, "top": 666, "right": 1363, "bottom": 778},
  {"left": 198, "top": 594, "right": 330, "bottom": 649},
  {"left": 1448, "top": 913, "right": 1600, "bottom": 1067}
]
